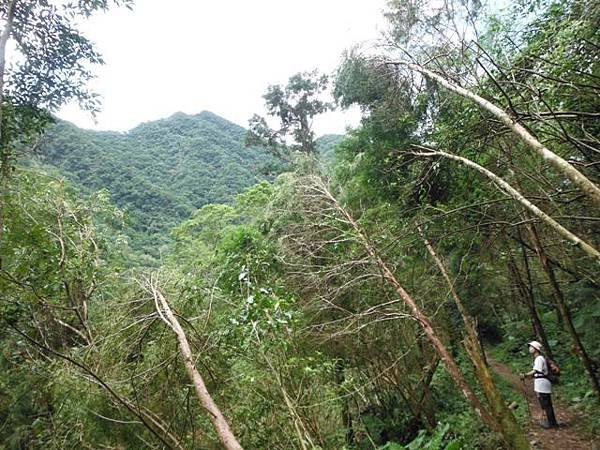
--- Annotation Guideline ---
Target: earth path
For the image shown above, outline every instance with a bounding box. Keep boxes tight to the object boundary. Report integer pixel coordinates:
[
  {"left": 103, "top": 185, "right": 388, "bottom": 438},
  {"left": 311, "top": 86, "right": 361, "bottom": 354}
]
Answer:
[{"left": 489, "top": 358, "right": 599, "bottom": 450}]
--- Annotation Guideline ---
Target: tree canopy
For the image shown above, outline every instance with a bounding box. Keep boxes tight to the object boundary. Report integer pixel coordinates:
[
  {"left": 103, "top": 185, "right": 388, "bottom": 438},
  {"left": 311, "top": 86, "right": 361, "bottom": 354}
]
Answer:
[{"left": 246, "top": 70, "right": 332, "bottom": 157}]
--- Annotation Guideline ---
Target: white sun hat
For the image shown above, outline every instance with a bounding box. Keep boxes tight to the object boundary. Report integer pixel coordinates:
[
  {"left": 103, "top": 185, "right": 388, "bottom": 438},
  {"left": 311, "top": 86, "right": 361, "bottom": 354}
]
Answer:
[{"left": 528, "top": 340, "right": 543, "bottom": 351}]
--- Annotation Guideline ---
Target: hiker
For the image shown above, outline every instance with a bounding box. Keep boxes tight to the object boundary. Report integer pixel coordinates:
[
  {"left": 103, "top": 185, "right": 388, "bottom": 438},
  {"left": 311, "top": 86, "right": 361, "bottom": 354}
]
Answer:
[{"left": 519, "top": 340, "right": 558, "bottom": 429}]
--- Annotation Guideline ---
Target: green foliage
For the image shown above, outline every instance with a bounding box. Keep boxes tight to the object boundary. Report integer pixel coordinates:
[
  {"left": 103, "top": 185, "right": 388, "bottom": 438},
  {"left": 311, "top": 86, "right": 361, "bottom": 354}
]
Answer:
[
  {"left": 6, "top": 1, "right": 119, "bottom": 112},
  {"left": 247, "top": 70, "right": 333, "bottom": 156},
  {"left": 2, "top": 0, "right": 600, "bottom": 448},
  {"left": 0, "top": 170, "right": 124, "bottom": 320},
  {"left": 34, "top": 111, "right": 278, "bottom": 260},
  {"left": 0, "top": 169, "right": 128, "bottom": 448},
  {"left": 379, "top": 423, "right": 460, "bottom": 450},
  {"left": 0, "top": 0, "right": 133, "bottom": 170}
]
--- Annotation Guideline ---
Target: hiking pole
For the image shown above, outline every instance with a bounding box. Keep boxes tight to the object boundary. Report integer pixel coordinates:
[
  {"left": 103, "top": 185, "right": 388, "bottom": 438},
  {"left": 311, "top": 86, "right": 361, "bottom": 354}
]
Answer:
[{"left": 520, "top": 377, "right": 533, "bottom": 425}]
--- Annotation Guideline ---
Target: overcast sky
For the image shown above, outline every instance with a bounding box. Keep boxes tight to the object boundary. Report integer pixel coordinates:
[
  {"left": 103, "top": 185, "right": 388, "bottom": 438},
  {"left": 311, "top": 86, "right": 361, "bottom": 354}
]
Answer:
[{"left": 58, "top": 0, "right": 389, "bottom": 136}]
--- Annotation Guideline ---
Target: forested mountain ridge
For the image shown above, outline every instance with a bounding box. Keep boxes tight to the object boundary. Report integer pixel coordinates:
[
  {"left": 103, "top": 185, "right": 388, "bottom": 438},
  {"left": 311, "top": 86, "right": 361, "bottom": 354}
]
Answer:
[
  {"left": 315, "top": 133, "right": 344, "bottom": 164},
  {"left": 34, "top": 111, "right": 281, "bottom": 256}
]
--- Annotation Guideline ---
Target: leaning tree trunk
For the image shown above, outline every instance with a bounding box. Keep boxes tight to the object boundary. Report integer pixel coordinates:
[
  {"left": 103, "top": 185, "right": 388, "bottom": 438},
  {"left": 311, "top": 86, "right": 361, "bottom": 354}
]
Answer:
[
  {"left": 419, "top": 228, "right": 530, "bottom": 450},
  {"left": 312, "top": 180, "right": 507, "bottom": 439},
  {"left": 414, "top": 348, "right": 439, "bottom": 430},
  {"left": 149, "top": 276, "right": 243, "bottom": 450},
  {"left": 391, "top": 60, "right": 600, "bottom": 207},
  {"left": 0, "top": 0, "right": 17, "bottom": 142},
  {"left": 411, "top": 147, "right": 600, "bottom": 261},
  {"left": 506, "top": 244, "right": 553, "bottom": 359},
  {"left": 0, "top": 0, "right": 17, "bottom": 270},
  {"left": 525, "top": 224, "right": 600, "bottom": 401}
]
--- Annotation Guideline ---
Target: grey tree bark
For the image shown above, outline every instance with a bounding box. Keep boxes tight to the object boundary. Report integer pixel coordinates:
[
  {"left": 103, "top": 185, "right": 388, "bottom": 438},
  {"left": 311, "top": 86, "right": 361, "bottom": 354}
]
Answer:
[
  {"left": 309, "top": 178, "right": 504, "bottom": 436},
  {"left": 149, "top": 276, "right": 243, "bottom": 450},
  {"left": 412, "top": 147, "right": 600, "bottom": 260},
  {"left": 391, "top": 60, "right": 600, "bottom": 207}
]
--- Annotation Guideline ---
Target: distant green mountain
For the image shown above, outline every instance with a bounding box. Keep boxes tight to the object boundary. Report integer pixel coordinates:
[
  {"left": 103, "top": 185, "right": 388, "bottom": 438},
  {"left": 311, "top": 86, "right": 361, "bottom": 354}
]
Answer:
[
  {"left": 315, "top": 134, "right": 344, "bottom": 165},
  {"left": 36, "top": 111, "right": 280, "bottom": 258}
]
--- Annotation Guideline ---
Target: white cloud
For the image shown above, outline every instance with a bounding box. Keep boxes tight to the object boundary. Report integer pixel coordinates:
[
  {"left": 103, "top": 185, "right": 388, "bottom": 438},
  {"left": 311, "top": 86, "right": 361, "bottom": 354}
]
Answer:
[{"left": 57, "top": 0, "right": 387, "bottom": 135}]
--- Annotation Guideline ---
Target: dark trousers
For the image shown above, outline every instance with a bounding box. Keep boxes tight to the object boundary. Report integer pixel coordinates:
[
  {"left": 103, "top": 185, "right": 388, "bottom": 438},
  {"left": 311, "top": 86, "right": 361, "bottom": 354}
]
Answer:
[{"left": 536, "top": 392, "right": 558, "bottom": 426}]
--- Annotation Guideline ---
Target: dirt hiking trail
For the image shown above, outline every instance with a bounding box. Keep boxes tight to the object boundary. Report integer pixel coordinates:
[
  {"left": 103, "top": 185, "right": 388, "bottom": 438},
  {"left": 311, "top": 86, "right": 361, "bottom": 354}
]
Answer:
[{"left": 490, "top": 359, "right": 599, "bottom": 450}]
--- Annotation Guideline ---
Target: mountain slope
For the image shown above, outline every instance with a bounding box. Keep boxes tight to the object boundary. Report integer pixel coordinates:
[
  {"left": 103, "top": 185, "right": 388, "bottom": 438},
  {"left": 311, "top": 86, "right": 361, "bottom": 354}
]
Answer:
[
  {"left": 315, "top": 134, "right": 344, "bottom": 165},
  {"left": 36, "top": 111, "right": 278, "bottom": 256}
]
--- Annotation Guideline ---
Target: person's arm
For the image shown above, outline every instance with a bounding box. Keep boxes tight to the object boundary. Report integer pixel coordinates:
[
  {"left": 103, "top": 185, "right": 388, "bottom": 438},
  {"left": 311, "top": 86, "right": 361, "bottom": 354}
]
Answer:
[{"left": 519, "top": 369, "right": 535, "bottom": 380}]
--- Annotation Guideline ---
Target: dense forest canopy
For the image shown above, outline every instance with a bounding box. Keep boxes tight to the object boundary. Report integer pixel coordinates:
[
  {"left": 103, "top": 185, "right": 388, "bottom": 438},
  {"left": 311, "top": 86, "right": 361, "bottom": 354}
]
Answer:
[
  {"left": 34, "top": 111, "right": 283, "bottom": 261},
  {"left": 0, "top": 0, "right": 599, "bottom": 449}
]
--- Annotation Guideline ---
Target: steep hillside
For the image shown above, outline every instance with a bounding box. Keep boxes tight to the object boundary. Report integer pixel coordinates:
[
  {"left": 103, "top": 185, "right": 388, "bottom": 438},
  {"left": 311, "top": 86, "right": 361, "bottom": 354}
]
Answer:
[
  {"left": 36, "top": 111, "right": 278, "bottom": 257},
  {"left": 315, "top": 134, "right": 344, "bottom": 165}
]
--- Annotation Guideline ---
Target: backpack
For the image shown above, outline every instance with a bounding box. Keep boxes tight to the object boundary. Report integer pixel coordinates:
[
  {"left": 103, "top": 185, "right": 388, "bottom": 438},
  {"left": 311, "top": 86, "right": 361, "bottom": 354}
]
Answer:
[
  {"left": 534, "top": 356, "right": 561, "bottom": 384},
  {"left": 546, "top": 358, "right": 561, "bottom": 384}
]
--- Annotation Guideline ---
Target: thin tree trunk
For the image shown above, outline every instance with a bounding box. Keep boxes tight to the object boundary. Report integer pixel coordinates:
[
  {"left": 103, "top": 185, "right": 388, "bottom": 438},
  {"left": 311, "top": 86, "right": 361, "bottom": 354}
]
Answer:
[
  {"left": 507, "top": 238, "right": 552, "bottom": 359},
  {"left": 391, "top": 360, "right": 437, "bottom": 431},
  {"left": 0, "top": 0, "right": 17, "bottom": 270},
  {"left": 419, "top": 228, "right": 530, "bottom": 450},
  {"left": 392, "top": 60, "right": 600, "bottom": 206},
  {"left": 507, "top": 252, "right": 552, "bottom": 358},
  {"left": 508, "top": 231, "right": 599, "bottom": 287},
  {"left": 415, "top": 353, "right": 439, "bottom": 429},
  {"left": 335, "top": 360, "right": 354, "bottom": 445},
  {"left": 281, "top": 384, "right": 311, "bottom": 450},
  {"left": 150, "top": 277, "right": 243, "bottom": 450},
  {"left": 412, "top": 147, "right": 600, "bottom": 260},
  {"left": 525, "top": 225, "right": 600, "bottom": 401},
  {"left": 314, "top": 180, "right": 503, "bottom": 436},
  {"left": 0, "top": 0, "right": 16, "bottom": 123}
]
